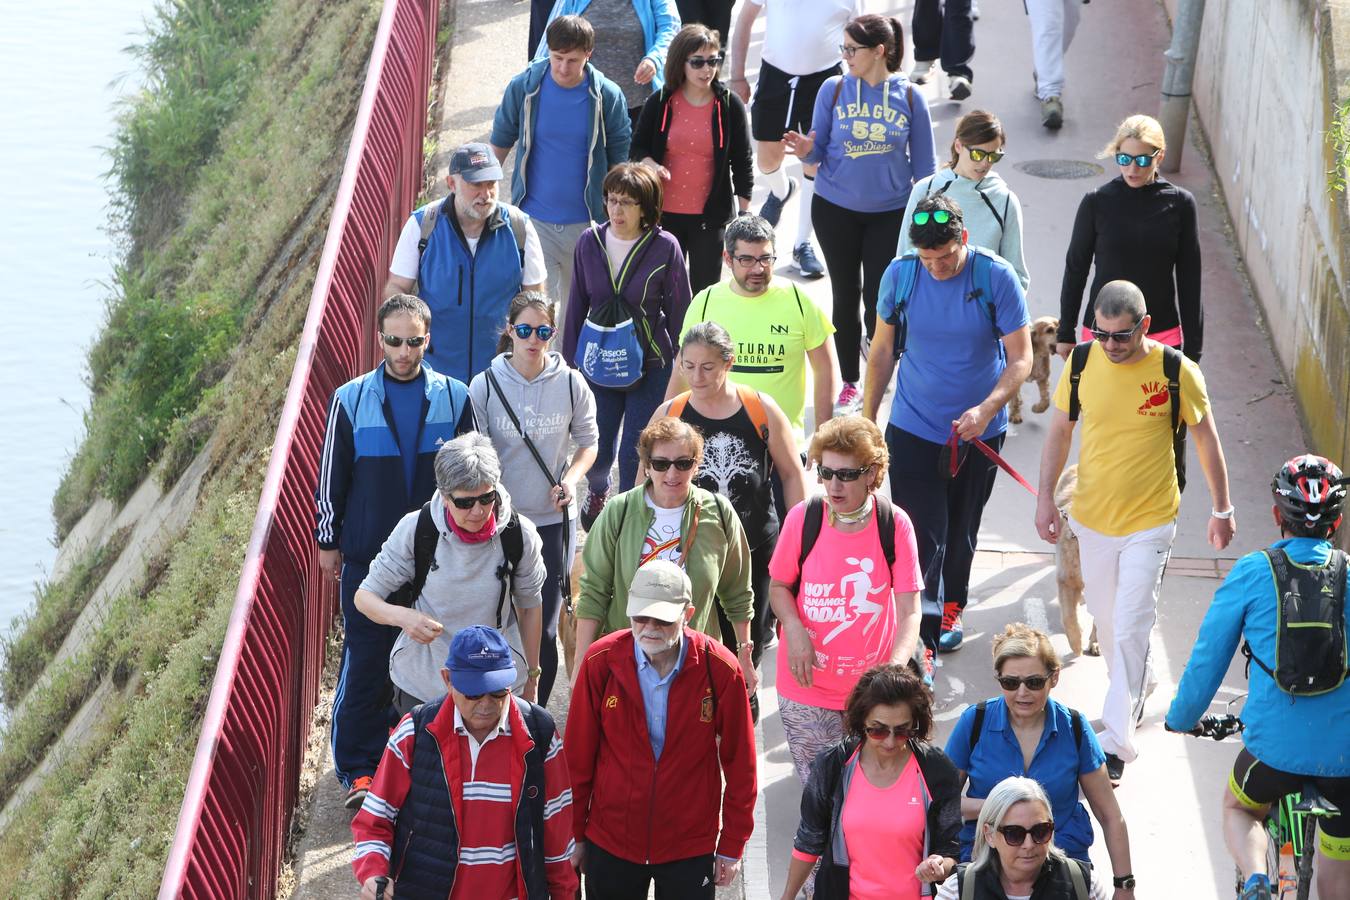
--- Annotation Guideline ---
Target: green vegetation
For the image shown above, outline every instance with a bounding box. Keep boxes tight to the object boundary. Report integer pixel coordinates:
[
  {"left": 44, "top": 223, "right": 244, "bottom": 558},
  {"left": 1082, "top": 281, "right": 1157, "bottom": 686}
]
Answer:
[{"left": 1329, "top": 94, "right": 1350, "bottom": 195}]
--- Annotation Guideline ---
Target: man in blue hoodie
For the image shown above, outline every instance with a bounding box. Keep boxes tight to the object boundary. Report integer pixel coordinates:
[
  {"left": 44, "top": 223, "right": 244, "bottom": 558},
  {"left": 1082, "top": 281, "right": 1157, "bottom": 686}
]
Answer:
[
  {"left": 492, "top": 15, "right": 631, "bottom": 319},
  {"left": 314, "top": 294, "right": 478, "bottom": 809}
]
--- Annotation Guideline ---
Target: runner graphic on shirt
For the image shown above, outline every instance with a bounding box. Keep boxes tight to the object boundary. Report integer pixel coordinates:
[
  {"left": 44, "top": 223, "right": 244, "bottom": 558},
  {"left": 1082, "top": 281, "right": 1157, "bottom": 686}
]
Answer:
[{"left": 823, "top": 556, "right": 888, "bottom": 644}]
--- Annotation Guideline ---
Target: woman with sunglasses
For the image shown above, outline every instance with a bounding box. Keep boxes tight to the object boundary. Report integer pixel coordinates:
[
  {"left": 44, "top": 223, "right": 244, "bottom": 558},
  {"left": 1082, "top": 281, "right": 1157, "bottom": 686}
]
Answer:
[
  {"left": 785, "top": 663, "right": 961, "bottom": 900},
  {"left": 1057, "top": 113, "right": 1202, "bottom": 362},
  {"left": 468, "top": 291, "right": 599, "bottom": 705},
  {"left": 355, "top": 433, "right": 546, "bottom": 711},
  {"left": 942, "top": 625, "right": 1133, "bottom": 886},
  {"left": 571, "top": 416, "right": 756, "bottom": 690},
  {"left": 898, "top": 109, "right": 1029, "bottom": 292},
  {"left": 936, "top": 776, "right": 1115, "bottom": 899},
  {"left": 632, "top": 23, "right": 753, "bottom": 292},
  {"left": 564, "top": 162, "right": 692, "bottom": 529},
  {"left": 782, "top": 13, "right": 936, "bottom": 414},
  {"left": 769, "top": 417, "right": 923, "bottom": 794}
]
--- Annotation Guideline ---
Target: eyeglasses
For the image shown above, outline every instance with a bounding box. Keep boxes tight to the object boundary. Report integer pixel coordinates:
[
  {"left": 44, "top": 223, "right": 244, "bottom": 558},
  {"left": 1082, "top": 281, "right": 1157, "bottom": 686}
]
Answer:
[
  {"left": 731, "top": 254, "right": 776, "bottom": 268},
  {"left": 605, "top": 195, "right": 639, "bottom": 209},
  {"left": 462, "top": 688, "right": 511, "bottom": 701},
  {"left": 996, "top": 673, "right": 1052, "bottom": 691},
  {"left": 839, "top": 44, "right": 871, "bottom": 58},
  {"left": 512, "top": 323, "right": 556, "bottom": 341},
  {"left": 967, "top": 148, "right": 1005, "bottom": 163},
  {"left": 631, "top": 615, "right": 680, "bottom": 627},
  {"left": 448, "top": 489, "right": 498, "bottom": 510},
  {"left": 864, "top": 722, "right": 917, "bottom": 741},
  {"left": 1088, "top": 320, "right": 1144, "bottom": 344},
  {"left": 649, "top": 456, "right": 697, "bottom": 472},
  {"left": 996, "top": 822, "right": 1055, "bottom": 846},
  {"left": 1115, "top": 150, "right": 1160, "bottom": 168},
  {"left": 687, "top": 54, "right": 724, "bottom": 69},
  {"left": 381, "top": 332, "right": 429, "bottom": 348},
  {"left": 818, "top": 464, "right": 871, "bottom": 482},
  {"left": 912, "top": 209, "right": 955, "bottom": 226}
]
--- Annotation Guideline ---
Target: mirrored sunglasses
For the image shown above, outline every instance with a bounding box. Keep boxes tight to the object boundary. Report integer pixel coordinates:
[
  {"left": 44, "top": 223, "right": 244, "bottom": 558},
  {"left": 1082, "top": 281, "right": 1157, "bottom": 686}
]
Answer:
[
  {"left": 1115, "top": 150, "right": 1160, "bottom": 168},
  {"left": 512, "top": 323, "right": 556, "bottom": 341},
  {"left": 968, "top": 148, "right": 1005, "bottom": 163},
  {"left": 381, "top": 332, "right": 428, "bottom": 348},
  {"left": 912, "top": 209, "right": 954, "bottom": 226},
  {"left": 864, "top": 722, "right": 917, "bottom": 741},
  {"left": 818, "top": 464, "right": 870, "bottom": 482}
]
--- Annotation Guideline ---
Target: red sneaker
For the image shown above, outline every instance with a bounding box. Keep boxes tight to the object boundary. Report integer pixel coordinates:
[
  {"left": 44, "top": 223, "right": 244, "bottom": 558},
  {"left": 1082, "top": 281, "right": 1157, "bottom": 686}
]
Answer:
[{"left": 345, "top": 775, "right": 373, "bottom": 810}]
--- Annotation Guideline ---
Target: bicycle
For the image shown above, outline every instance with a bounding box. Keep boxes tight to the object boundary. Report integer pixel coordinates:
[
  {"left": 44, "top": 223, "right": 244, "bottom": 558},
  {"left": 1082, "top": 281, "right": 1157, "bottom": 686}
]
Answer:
[{"left": 1175, "top": 703, "right": 1342, "bottom": 900}]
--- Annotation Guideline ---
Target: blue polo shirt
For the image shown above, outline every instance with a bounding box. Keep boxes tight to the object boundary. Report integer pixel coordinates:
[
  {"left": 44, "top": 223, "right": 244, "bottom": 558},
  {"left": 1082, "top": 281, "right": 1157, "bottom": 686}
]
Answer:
[
  {"left": 944, "top": 696, "right": 1106, "bottom": 861},
  {"left": 634, "top": 636, "right": 689, "bottom": 761}
]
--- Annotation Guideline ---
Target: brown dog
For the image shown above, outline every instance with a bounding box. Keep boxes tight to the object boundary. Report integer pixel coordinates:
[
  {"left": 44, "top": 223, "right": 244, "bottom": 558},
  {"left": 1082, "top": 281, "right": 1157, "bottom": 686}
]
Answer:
[
  {"left": 561, "top": 528, "right": 585, "bottom": 679},
  {"left": 1010, "top": 316, "right": 1059, "bottom": 424},
  {"left": 1054, "top": 465, "right": 1099, "bottom": 656}
]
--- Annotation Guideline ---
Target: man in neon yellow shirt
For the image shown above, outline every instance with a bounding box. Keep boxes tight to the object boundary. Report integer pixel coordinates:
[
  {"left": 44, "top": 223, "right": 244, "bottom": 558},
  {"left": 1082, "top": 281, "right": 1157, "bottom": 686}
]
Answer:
[
  {"left": 1034, "top": 280, "right": 1234, "bottom": 786},
  {"left": 666, "top": 215, "right": 839, "bottom": 441}
]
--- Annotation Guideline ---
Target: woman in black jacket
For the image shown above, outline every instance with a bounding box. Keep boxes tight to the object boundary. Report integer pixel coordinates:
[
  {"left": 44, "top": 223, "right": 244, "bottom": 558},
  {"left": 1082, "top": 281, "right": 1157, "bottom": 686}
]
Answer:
[
  {"left": 632, "top": 23, "right": 753, "bottom": 292},
  {"left": 784, "top": 664, "right": 962, "bottom": 900}
]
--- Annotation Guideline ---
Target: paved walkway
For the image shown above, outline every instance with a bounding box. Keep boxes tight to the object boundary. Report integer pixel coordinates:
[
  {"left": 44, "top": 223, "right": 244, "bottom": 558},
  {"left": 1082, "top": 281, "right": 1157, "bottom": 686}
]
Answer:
[{"left": 293, "top": 0, "right": 1313, "bottom": 896}]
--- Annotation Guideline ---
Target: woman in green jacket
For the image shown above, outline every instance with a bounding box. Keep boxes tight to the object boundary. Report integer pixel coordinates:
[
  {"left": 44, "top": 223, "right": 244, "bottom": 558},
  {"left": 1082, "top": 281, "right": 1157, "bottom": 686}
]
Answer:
[{"left": 573, "top": 415, "right": 757, "bottom": 692}]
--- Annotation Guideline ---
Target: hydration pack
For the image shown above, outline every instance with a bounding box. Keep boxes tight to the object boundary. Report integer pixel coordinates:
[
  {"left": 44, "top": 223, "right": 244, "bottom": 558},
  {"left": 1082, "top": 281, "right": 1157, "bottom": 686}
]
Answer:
[{"left": 1242, "top": 548, "right": 1348, "bottom": 696}]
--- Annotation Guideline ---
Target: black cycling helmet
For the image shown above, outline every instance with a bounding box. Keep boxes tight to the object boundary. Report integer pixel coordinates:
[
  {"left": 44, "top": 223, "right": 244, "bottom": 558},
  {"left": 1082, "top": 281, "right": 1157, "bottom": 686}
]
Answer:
[{"left": 1271, "top": 453, "right": 1348, "bottom": 536}]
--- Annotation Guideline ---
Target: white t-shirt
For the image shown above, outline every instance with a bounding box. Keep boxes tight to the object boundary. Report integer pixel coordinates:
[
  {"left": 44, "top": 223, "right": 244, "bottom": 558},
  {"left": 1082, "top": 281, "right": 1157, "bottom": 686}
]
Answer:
[
  {"left": 389, "top": 203, "right": 546, "bottom": 286},
  {"left": 750, "top": 0, "right": 861, "bottom": 76},
  {"left": 604, "top": 230, "right": 641, "bottom": 277},
  {"left": 643, "top": 493, "right": 685, "bottom": 564}
]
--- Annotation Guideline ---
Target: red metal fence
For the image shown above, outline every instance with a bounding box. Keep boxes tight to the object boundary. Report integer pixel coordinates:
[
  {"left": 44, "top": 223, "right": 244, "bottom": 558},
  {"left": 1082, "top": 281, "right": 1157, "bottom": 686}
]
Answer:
[{"left": 160, "top": 0, "right": 438, "bottom": 894}]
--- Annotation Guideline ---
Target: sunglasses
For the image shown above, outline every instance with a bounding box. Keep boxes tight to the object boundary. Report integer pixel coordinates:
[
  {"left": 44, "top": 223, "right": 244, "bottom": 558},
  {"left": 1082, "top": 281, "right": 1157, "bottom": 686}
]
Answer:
[
  {"left": 381, "top": 332, "right": 429, "bottom": 348},
  {"left": 818, "top": 464, "right": 871, "bottom": 482},
  {"left": 996, "top": 674, "right": 1052, "bottom": 691},
  {"left": 967, "top": 148, "right": 1005, "bottom": 163},
  {"left": 463, "top": 688, "right": 511, "bottom": 701},
  {"left": 687, "top": 54, "right": 724, "bottom": 69},
  {"left": 1089, "top": 320, "right": 1144, "bottom": 344},
  {"left": 996, "top": 822, "right": 1055, "bottom": 846},
  {"left": 649, "top": 456, "right": 697, "bottom": 472},
  {"left": 512, "top": 323, "right": 556, "bottom": 341},
  {"left": 449, "top": 489, "right": 498, "bottom": 510},
  {"left": 912, "top": 209, "right": 954, "bottom": 226},
  {"left": 1115, "top": 150, "right": 1160, "bottom": 168},
  {"left": 864, "top": 722, "right": 917, "bottom": 741}
]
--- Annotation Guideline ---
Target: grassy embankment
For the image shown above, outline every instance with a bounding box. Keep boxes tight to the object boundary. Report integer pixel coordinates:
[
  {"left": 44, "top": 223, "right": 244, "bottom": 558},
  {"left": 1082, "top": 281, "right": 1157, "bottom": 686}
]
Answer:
[{"left": 0, "top": 0, "right": 385, "bottom": 893}]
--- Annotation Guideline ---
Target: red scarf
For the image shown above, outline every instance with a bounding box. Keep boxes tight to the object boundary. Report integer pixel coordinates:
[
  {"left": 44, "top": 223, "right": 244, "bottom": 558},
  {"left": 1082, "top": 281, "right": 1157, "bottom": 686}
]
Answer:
[{"left": 446, "top": 505, "right": 497, "bottom": 543}]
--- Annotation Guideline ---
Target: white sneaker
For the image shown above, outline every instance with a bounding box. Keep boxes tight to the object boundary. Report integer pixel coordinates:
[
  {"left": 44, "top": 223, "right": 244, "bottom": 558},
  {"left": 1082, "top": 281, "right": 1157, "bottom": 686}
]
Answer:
[
  {"left": 949, "top": 75, "right": 972, "bottom": 101},
  {"left": 910, "top": 60, "right": 933, "bottom": 84}
]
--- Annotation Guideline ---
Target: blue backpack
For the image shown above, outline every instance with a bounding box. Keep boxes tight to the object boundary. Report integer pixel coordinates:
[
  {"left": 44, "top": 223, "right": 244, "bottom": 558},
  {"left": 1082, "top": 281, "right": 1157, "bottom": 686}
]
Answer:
[
  {"left": 883, "top": 247, "right": 1002, "bottom": 360},
  {"left": 575, "top": 226, "right": 657, "bottom": 390}
]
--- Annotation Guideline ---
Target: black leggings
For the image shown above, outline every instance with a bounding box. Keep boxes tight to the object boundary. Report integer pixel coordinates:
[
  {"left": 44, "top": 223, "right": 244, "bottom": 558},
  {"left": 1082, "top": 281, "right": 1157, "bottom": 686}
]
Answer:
[
  {"left": 662, "top": 211, "right": 725, "bottom": 294},
  {"left": 811, "top": 193, "right": 906, "bottom": 384},
  {"left": 673, "top": 0, "right": 734, "bottom": 46}
]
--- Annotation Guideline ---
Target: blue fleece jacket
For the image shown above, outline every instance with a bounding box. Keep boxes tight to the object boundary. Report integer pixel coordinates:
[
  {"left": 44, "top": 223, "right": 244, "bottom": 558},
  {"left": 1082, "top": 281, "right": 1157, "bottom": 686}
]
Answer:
[
  {"left": 804, "top": 72, "right": 936, "bottom": 214},
  {"left": 534, "top": 0, "right": 681, "bottom": 90}
]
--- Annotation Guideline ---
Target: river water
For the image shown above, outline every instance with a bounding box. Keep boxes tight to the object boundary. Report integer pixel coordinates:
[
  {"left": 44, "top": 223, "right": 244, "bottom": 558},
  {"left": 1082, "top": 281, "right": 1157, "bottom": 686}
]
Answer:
[{"left": 0, "top": 1, "right": 153, "bottom": 631}]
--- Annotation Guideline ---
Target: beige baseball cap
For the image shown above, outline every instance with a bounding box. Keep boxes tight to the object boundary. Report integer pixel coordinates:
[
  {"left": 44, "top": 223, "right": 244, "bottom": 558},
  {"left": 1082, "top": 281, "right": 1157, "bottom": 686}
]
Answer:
[{"left": 625, "top": 560, "right": 692, "bottom": 622}]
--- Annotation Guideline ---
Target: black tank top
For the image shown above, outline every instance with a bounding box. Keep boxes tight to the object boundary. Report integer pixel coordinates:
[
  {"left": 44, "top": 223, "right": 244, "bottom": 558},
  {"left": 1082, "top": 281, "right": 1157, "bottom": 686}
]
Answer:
[{"left": 677, "top": 397, "right": 777, "bottom": 548}]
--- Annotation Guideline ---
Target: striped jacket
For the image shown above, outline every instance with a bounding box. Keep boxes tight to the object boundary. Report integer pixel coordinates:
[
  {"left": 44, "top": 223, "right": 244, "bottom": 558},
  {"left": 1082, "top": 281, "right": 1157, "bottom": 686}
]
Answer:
[
  {"left": 352, "top": 696, "right": 578, "bottom": 898},
  {"left": 314, "top": 362, "right": 475, "bottom": 566}
]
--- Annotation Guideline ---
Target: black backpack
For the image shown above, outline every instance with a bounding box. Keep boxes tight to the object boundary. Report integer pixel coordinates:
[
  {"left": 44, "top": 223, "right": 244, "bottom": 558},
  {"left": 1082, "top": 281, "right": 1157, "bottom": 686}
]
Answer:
[
  {"left": 1069, "top": 340, "right": 1188, "bottom": 493},
  {"left": 790, "top": 496, "right": 896, "bottom": 595},
  {"left": 1242, "top": 548, "right": 1349, "bottom": 696},
  {"left": 967, "top": 699, "right": 1084, "bottom": 754},
  {"left": 385, "top": 501, "right": 526, "bottom": 631}
]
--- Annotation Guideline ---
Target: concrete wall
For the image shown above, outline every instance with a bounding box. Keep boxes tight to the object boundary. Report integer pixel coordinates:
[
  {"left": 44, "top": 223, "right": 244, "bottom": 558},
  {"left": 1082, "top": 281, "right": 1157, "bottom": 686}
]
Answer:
[{"left": 1163, "top": 0, "right": 1350, "bottom": 464}]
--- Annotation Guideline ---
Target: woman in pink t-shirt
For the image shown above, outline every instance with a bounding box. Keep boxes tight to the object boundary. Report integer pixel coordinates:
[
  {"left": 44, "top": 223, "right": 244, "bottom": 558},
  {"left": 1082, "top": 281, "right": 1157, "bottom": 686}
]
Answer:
[{"left": 769, "top": 415, "right": 923, "bottom": 791}]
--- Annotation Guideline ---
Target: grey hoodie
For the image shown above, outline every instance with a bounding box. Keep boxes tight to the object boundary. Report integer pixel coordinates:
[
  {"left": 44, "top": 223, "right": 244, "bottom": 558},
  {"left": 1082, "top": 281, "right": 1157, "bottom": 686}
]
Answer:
[
  {"left": 359, "top": 484, "right": 545, "bottom": 702},
  {"left": 897, "top": 168, "right": 1030, "bottom": 292},
  {"left": 468, "top": 351, "right": 599, "bottom": 526}
]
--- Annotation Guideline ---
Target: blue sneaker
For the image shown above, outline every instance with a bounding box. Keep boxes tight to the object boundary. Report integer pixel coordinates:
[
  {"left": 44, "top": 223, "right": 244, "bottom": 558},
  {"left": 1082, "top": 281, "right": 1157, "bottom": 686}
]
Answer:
[
  {"left": 757, "top": 179, "right": 795, "bottom": 227},
  {"left": 938, "top": 602, "right": 964, "bottom": 652},
  {"left": 1239, "top": 875, "right": 1271, "bottom": 900},
  {"left": 792, "top": 241, "right": 825, "bottom": 278}
]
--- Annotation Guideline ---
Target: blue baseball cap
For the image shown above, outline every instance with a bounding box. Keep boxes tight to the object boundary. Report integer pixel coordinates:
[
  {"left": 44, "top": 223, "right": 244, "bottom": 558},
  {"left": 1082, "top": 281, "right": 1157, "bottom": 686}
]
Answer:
[
  {"left": 449, "top": 142, "right": 503, "bottom": 183},
  {"left": 446, "top": 625, "right": 517, "bottom": 695}
]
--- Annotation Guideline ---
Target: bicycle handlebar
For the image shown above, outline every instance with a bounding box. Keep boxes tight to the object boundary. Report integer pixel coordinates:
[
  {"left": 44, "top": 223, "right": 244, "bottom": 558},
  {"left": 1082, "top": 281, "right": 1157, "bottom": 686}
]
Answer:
[{"left": 1167, "top": 714, "right": 1245, "bottom": 741}]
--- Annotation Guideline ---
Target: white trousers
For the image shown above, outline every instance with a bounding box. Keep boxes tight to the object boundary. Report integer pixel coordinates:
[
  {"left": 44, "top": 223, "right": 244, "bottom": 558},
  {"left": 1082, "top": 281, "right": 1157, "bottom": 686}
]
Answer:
[
  {"left": 534, "top": 219, "right": 589, "bottom": 325},
  {"left": 1025, "top": 0, "right": 1081, "bottom": 99},
  {"left": 1069, "top": 515, "right": 1175, "bottom": 763}
]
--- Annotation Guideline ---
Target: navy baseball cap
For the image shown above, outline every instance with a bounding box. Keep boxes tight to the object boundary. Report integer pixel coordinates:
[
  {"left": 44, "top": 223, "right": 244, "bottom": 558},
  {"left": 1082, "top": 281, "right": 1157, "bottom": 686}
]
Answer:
[
  {"left": 446, "top": 625, "right": 517, "bottom": 695},
  {"left": 449, "top": 142, "right": 503, "bottom": 183}
]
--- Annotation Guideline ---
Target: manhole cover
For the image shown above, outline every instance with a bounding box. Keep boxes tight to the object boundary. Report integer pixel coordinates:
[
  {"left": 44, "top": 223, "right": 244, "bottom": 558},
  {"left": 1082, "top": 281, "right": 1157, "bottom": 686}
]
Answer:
[{"left": 1014, "top": 159, "right": 1104, "bottom": 179}]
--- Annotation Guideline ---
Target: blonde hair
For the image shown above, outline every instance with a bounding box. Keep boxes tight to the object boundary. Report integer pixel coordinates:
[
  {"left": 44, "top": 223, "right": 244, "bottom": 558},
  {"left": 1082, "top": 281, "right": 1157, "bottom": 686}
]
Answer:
[
  {"left": 808, "top": 416, "right": 889, "bottom": 492},
  {"left": 1098, "top": 114, "right": 1165, "bottom": 159},
  {"left": 992, "top": 623, "right": 1061, "bottom": 675},
  {"left": 638, "top": 417, "right": 704, "bottom": 469}
]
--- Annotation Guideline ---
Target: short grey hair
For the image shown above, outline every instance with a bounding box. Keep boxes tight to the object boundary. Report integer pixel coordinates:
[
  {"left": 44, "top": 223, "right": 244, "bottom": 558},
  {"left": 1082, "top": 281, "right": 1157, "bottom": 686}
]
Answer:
[
  {"left": 434, "top": 433, "right": 501, "bottom": 494},
  {"left": 723, "top": 214, "right": 775, "bottom": 255},
  {"left": 970, "top": 776, "right": 1064, "bottom": 871},
  {"left": 682, "top": 320, "right": 735, "bottom": 362},
  {"left": 1094, "top": 280, "right": 1146, "bottom": 323}
]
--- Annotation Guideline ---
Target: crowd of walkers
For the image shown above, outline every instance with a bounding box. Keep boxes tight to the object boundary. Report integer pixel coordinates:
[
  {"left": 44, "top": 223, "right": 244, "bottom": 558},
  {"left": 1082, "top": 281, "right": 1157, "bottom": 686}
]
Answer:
[{"left": 312, "top": 4, "right": 1350, "bottom": 900}]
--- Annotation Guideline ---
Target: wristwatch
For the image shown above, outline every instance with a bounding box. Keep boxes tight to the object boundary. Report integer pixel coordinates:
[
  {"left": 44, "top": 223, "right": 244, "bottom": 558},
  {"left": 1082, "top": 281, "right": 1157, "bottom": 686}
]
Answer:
[
  {"left": 1112, "top": 874, "right": 1136, "bottom": 890},
  {"left": 526, "top": 666, "right": 543, "bottom": 680}
]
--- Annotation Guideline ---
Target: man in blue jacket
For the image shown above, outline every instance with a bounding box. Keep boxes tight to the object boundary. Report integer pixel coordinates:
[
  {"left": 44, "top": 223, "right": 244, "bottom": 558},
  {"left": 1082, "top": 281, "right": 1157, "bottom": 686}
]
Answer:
[
  {"left": 492, "top": 15, "right": 631, "bottom": 319},
  {"left": 1166, "top": 454, "right": 1350, "bottom": 900},
  {"left": 314, "top": 293, "right": 478, "bottom": 809}
]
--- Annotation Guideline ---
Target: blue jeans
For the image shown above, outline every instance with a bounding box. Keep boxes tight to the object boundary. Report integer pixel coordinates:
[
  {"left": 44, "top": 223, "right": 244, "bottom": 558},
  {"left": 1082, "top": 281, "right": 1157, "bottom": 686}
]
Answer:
[
  {"left": 588, "top": 362, "right": 674, "bottom": 494},
  {"left": 331, "top": 561, "right": 400, "bottom": 787}
]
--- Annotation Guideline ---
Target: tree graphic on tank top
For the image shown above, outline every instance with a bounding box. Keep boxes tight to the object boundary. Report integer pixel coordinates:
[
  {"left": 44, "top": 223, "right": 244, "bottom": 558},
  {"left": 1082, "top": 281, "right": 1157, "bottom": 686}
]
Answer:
[{"left": 699, "top": 432, "right": 757, "bottom": 498}]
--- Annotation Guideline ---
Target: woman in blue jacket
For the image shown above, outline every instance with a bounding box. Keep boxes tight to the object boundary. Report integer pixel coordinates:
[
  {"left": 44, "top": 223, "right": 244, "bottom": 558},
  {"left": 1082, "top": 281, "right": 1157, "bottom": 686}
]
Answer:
[{"left": 784, "top": 14, "right": 936, "bottom": 413}]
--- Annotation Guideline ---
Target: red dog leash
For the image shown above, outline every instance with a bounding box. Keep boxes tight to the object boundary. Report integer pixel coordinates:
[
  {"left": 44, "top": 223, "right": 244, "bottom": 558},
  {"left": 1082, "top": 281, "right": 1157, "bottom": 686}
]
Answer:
[{"left": 946, "top": 427, "right": 1039, "bottom": 497}]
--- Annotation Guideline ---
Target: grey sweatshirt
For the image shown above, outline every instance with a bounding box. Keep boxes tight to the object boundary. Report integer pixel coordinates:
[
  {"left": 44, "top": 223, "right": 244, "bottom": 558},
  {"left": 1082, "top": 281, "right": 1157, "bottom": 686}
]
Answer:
[
  {"left": 359, "top": 485, "right": 544, "bottom": 702},
  {"left": 468, "top": 351, "right": 599, "bottom": 526},
  {"left": 897, "top": 169, "right": 1031, "bottom": 292}
]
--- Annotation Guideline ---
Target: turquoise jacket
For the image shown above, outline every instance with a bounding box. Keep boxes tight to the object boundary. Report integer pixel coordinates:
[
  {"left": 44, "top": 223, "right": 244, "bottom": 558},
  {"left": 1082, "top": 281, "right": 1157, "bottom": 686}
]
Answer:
[{"left": 534, "top": 0, "right": 681, "bottom": 90}]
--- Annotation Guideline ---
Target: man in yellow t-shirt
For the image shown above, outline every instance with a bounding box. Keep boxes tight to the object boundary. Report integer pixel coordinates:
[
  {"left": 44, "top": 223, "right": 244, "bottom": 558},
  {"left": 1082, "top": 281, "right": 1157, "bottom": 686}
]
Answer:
[
  {"left": 1034, "top": 280, "right": 1235, "bottom": 783},
  {"left": 666, "top": 215, "right": 839, "bottom": 441}
]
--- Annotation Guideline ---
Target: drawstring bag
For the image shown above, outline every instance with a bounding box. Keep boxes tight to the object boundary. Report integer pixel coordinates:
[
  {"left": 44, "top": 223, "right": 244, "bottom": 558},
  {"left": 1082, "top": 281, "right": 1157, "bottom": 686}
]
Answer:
[{"left": 575, "top": 227, "right": 655, "bottom": 391}]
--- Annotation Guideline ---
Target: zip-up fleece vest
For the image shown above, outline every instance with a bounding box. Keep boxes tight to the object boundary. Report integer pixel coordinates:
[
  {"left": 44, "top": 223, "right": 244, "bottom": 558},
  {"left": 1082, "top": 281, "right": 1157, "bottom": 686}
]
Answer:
[
  {"left": 956, "top": 856, "right": 1092, "bottom": 899},
  {"left": 417, "top": 201, "right": 526, "bottom": 383},
  {"left": 390, "top": 697, "right": 554, "bottom": 899}
]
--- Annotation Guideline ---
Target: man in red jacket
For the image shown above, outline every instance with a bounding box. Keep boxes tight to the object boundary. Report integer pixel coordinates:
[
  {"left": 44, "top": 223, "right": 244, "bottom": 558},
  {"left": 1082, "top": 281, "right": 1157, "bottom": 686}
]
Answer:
[{"left": 565, "top": 560, "right": 757, "bottom": 897}]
